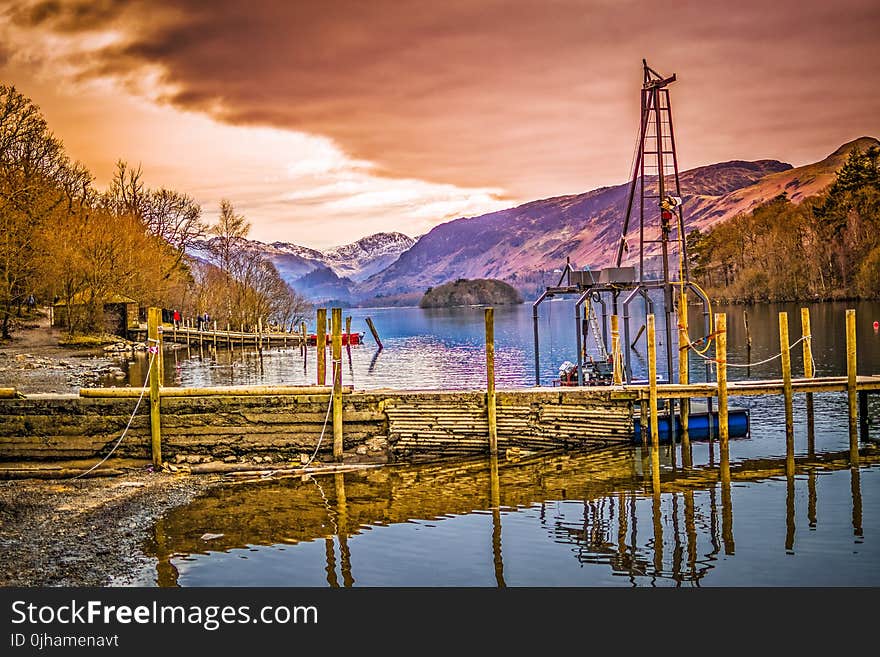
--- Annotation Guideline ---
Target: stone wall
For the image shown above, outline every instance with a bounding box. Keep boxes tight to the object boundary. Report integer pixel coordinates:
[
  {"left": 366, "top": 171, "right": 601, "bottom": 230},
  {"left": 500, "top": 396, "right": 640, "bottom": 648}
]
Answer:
[{"left": 0, "top": 388, "right": 635, "bottom": 463}]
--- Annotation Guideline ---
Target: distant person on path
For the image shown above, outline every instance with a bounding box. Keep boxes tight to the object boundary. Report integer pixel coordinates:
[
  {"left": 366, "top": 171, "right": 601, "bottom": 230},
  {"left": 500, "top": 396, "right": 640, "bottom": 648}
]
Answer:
[
  {"left": 196, "top": 314, "right": 203, "bottom": 331},
  {"left": 172, "top": 309, "right": 180, "bottom": 329},
  {"left": 26, "top": 294, "right": 35, "bottom": 313},
  {"left": 203, "top": 312, "right": 210, "bottom": 330}
]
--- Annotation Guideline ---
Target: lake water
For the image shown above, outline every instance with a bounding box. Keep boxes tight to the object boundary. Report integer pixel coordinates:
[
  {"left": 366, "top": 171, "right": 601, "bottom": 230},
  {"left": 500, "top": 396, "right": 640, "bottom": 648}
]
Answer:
[
  {"left": 112, "top": 299, "right": 880, "bottom": 391},
  {"left": 139, "top": 300, "right": 880, "bottom": 586}
]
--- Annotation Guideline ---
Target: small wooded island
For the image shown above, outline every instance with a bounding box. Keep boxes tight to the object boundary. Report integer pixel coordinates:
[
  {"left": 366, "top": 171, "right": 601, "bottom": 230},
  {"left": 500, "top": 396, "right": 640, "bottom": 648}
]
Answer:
[{"left": 419, "top": 278, "right": 524, "bottom": 308}]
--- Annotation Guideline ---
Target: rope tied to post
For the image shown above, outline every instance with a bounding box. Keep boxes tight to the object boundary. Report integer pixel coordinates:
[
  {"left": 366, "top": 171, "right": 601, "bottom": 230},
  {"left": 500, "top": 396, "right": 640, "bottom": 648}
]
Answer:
[
  {"left": 303, "top": 386, "right": 334, "bottom": 468},
  {"left": 685, "top": 333, "right": 811, "bottom": 369},
  {"left": 68, "top": 348, "right": 157, "bottom": 480}
]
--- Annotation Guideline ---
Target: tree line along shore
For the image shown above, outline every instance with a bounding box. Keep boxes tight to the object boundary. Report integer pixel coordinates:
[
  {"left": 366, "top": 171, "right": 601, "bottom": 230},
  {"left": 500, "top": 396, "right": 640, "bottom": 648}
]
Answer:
[{"left": 0, "top": 85, "right": 310, "bottom": 343}]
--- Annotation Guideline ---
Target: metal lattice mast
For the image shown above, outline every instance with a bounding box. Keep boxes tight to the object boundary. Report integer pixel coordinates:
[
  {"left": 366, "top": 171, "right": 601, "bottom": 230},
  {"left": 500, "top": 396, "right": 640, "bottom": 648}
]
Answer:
[{"left": 616, "top": 60, "right": 684, "bottom": 381}]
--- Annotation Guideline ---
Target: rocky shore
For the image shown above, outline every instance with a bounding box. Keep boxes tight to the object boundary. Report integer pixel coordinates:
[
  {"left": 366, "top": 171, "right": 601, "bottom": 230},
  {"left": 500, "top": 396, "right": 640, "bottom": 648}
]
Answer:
[
  {"left": 0, "top": 463, "right": 221, "bottom": 586},
  {"left": 0, "top": 313, "right": 219, "bottom": 586},
  {"left": 0, "top": 312, "right": 138, "bottom": 394}
]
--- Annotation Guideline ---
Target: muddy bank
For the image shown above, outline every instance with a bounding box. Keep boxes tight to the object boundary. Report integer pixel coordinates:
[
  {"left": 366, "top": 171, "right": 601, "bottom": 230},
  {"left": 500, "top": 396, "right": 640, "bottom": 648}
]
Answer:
[{"left": 0, "top": 460, "right": 221, "bottom": 586}]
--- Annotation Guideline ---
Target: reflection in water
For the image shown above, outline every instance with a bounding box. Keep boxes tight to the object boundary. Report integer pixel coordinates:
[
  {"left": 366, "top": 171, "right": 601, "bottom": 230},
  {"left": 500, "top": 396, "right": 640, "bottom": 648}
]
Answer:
[
  {"left": 489, "top": 456, "right": 505, "bottom": 587},
  {"left": 147, "top": 443, "right": 880, "bottom": 587},
  {"left": 852, "top": 466, "right": 863, "bottom": 539}
]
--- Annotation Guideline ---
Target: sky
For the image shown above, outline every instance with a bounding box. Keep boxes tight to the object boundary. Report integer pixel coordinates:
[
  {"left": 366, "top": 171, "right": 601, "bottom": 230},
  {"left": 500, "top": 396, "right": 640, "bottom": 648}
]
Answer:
[{"left": 1, "top": 0, "right": 878, "bottom": 249}]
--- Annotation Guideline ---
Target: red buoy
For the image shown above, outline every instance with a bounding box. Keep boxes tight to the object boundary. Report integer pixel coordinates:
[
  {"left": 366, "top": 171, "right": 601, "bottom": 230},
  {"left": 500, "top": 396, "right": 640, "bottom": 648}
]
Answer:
[{"left": 874, "top": 320, "right": 879, "bottom": 332}]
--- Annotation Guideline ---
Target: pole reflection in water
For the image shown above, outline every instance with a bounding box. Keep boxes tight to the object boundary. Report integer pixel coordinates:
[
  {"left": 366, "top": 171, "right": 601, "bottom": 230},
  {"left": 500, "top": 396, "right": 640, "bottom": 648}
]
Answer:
[
  {"left": 684, "top": 490, "right": 697, "bottom": 583},
  {"left": 671, "top": 493, "right": 683, "bottom": 584},
  {"left": 720, "top": 443, "right": 735, "bottom": 555},
  {"left": 807, "top": 467, "right": 817, "bottom": 529},
  {"left": 851, "top": 466, "right": 863, "bottom": 539},
  {"left": 786, "top": 467, "right": 796, "bottom": 553},
  {"left": 153, "top": 518, "right": 178, "bottom": 588},
  {"left": 324, "top": 538, "right": 338, "bottom": 588},
  {"left": 617, "top": 491, "right": 627, "bottom": 567},
  {"left": 489, "top": 455, "right": 505, "bottom": 587},
  {"left": 334, "top": 472, "right": 355, "bottom": 587},
  {"left": 150, "top": 441, "right": 880, "bottom": 587},
  {"left": 652, "top": 487, "right": 663, "bottom": 576}
]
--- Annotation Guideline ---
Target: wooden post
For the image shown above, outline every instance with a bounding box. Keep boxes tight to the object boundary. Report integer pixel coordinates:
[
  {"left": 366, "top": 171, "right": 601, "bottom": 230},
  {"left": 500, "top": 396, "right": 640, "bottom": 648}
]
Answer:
[
  {"left": 345, "top": 316, "right": 352, "bottom": 340},
  {"left": 213, "top": 320, "right": 217, "bottom": 350},
  {"left": 647, "top": 315, "right": 659, "bottom": 445},
  {"left": 743, "top": 309, "right": 752, "bottom": 349},
  {"left": 365, "top": 316, "right": 383, "bottom": 350},
  {"left": 147, "top": 307, "right": 162, "bottom": 468},
  {"left": 779, "top": 311, "right": 794, "bottom": 445},
  {"left": 611, "top": 314, "right": 622, "bottom": 385},
  {"left": 678, "top": 289, "right": 690, "bottom": 461},
  {"left": 157, "top": 321, "right": 164, "bottom": 377},
  {"left": 485, "top": 307, "right": 498, "bottom": 455},
  {"left": 647, "top": 314, "right": 661, "bottom": 493},
  {"left": 317, "top": 308, "right": 327, "bottom": 385},
  {"left": 716, "top": 313, "right": 728, "bottom": 447},
  {"left": 801, "top": 307, "right": 814, "bottom": 444},
  {"left": 227, "top": 322, "right": 232, "bottom": 353},
  {"left": 846, "top": 308, "right": 858, "bottom": 450},
  {"left": 332, "top": 307, "right": 343, "bottom": 461},
  {"left": 301, "top": 321, "right": 307, "bottom": 357}
]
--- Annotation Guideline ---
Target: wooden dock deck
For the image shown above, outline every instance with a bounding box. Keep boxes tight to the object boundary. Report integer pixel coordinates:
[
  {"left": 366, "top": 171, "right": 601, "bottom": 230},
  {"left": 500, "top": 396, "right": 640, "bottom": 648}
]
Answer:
[
  {"left": 128, "top": 325, "right": 303, "bottom": 350},
  {"left": 630, "top": 375, "right": 880, "bottom": 399}
]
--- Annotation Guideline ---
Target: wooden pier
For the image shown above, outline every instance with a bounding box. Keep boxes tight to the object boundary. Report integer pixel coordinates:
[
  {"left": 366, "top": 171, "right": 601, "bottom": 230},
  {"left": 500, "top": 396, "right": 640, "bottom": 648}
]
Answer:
[{"left": 128, "top": 324, "right": 304, "bottom": 351}]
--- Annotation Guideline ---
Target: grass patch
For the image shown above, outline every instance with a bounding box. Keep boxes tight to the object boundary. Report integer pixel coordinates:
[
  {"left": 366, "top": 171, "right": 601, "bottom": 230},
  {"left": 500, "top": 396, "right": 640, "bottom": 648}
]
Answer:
[{"left": 58, "top": 333, "right": 122, "bottom": 346}]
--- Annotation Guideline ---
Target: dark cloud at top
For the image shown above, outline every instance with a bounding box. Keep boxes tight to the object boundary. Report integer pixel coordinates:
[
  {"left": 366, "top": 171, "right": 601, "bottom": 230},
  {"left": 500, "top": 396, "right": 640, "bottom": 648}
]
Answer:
[
  {"left": 13, "top": 0, "right": 880, "bottom": 198},
  {"left": 9, "top": 0, "right": 129, "bottom": 33}
]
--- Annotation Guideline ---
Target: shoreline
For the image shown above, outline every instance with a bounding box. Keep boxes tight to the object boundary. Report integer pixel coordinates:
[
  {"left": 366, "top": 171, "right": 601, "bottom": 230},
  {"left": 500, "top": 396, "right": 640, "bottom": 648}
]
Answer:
[
  {"left": 0, "top": 461, "right": 222, "bottom": 587},
  {"left": 0, "top": 311, "right": 132, "bottom": 395}
]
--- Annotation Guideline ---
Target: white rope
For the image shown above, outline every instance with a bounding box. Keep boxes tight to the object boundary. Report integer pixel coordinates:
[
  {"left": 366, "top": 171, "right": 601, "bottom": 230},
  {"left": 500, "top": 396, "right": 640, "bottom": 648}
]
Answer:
[
  {"left": 303, "top": 386, "right": 334, "bottom": 467},
  {"left": 70, "top": 348, "right": 157, "bottom": 480},
  {"left": 685, "top": 334, "right": 809, "bottom": 369}
]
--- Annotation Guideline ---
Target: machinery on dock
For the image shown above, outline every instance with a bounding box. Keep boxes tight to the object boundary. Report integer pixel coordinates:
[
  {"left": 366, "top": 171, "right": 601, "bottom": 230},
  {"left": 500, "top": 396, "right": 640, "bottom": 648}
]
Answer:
[{"left": 535, "top": 60, "right": 713, "bottom": 389}]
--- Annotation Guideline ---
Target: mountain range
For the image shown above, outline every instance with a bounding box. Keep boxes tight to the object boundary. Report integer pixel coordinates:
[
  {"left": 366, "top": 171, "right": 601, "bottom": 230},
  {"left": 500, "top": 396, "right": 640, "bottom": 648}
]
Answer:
[{"left": 229, "top": 136, "right": 879, "bottom": 305}]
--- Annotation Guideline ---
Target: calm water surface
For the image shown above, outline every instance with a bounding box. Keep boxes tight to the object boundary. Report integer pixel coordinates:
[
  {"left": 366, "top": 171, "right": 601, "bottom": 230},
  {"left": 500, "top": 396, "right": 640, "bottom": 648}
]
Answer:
[
  {"left": 140, "top": 300, "right": 880, "bottom": 586},
  {"left": 113, "top": 299, "right": 880, "bottom": 390}
]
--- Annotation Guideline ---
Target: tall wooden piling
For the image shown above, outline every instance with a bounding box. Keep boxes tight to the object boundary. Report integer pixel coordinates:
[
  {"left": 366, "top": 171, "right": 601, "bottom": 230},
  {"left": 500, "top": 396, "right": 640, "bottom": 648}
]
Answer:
[
  {"left": 317, "top": 308, "right": 327, "bottom": 385},
  {"left": 678, "top": 289, "right": 690, "bottom": 456},
  {"left": 647, "top": 314, "right": 661, "bottom": 492},
  {"left": 801, "top": 307, "right": 814, "bottom": 448},
  {"left": 611, "top": 314, "right": 622, "bottom": 385},
  {"left": 846, "top": 308, "right": 858, "bottom": 456},
  {"left": 345, "top": 316, "right": 352, "bottom": 339},
  {"left": 743, "top": 309, "right": 752, "bottom": 350},
  {"left": 716, "top": 313, "right": 728, "bottom": 447},
  {"left": 779, "top": 312, "right": 794, "bottom": 444},
  {"left": 485, "top": 307, "right": 498, "bottom": 455},
  {"left": 147, "top": 307, "right": 162, "bottom": 467},
  {"left": 331, "top": 308, "right": 343, "bottom": 460},
  {"left": 365, "top": 316, "right": 383, "bottom": 350}
]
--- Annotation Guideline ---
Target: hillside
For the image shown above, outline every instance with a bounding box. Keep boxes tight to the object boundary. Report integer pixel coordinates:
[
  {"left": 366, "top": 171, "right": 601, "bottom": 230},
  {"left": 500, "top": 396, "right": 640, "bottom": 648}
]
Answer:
[
  {"left": 358, "top": 137, "right": 877, "bottom": 300},
  {"left": 419, "top": 279, "right": 524, "bottom": 308},
  {"left": 357, "top": 159, "right": 791, "bottom": 299}
]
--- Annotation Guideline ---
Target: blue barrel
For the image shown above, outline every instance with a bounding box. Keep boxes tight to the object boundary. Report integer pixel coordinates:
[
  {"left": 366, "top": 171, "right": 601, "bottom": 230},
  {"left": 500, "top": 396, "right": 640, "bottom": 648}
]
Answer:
[{"left": 634, "top": 409, "right": 749, "bottom": 443}]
